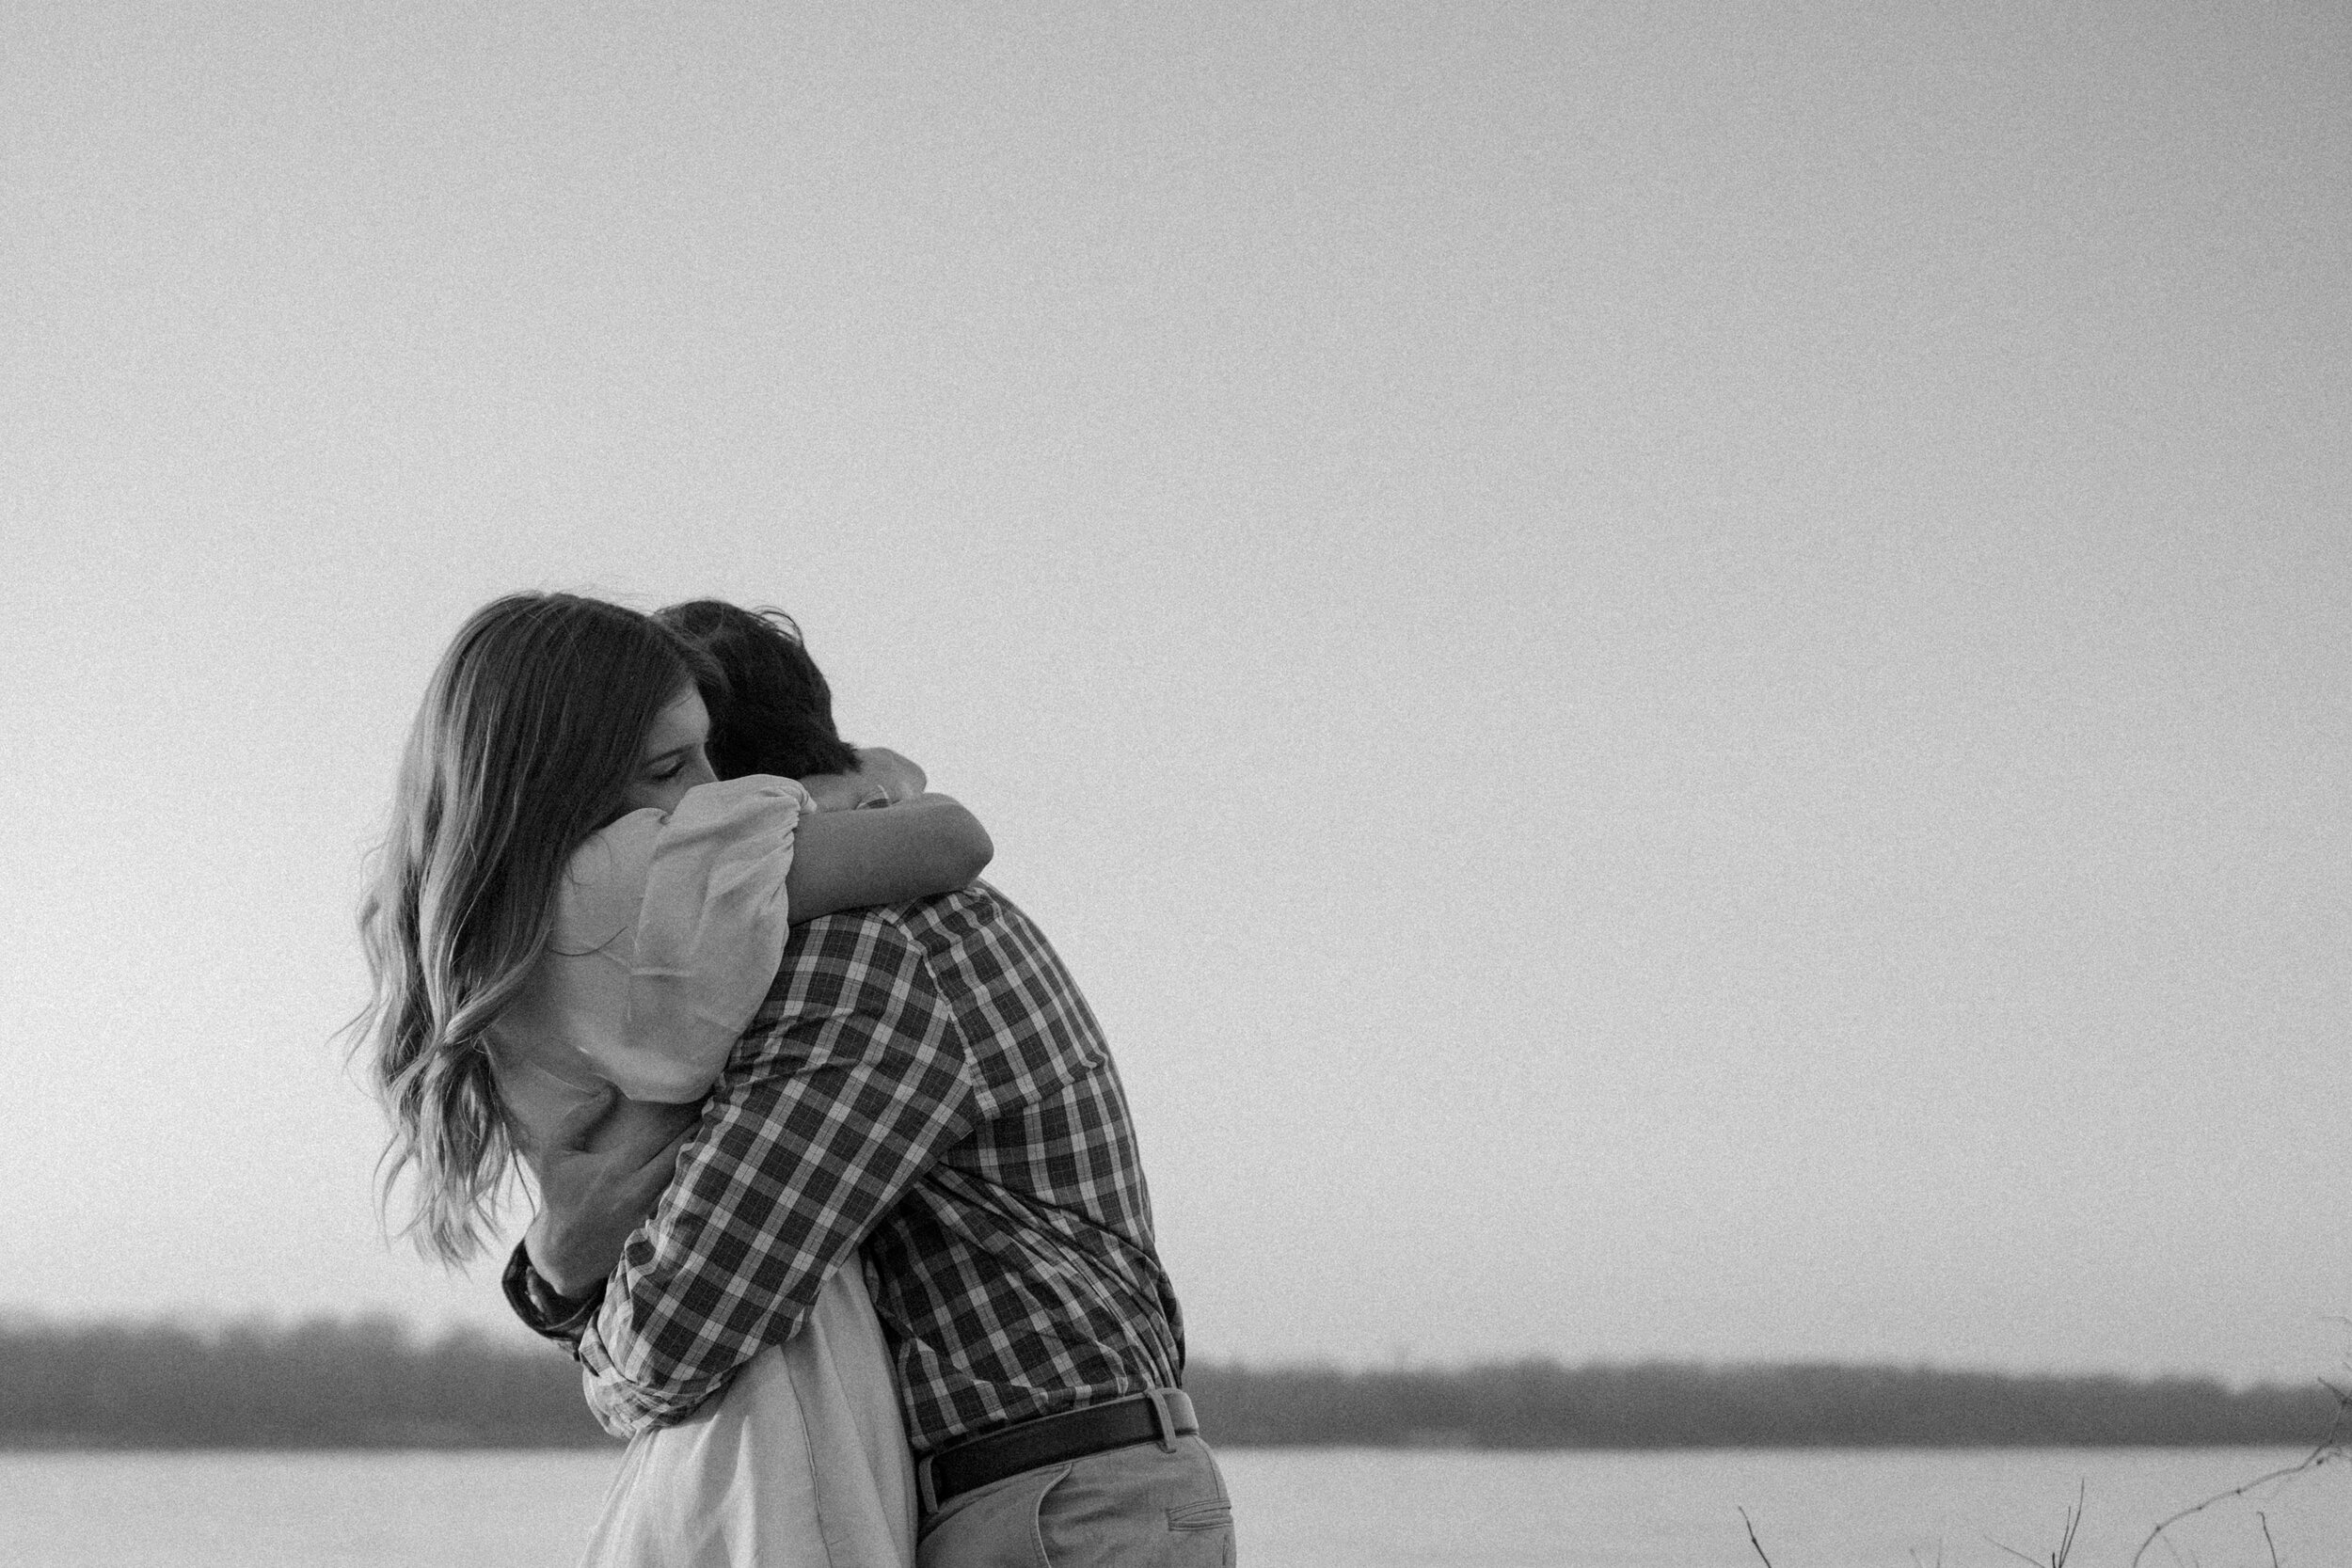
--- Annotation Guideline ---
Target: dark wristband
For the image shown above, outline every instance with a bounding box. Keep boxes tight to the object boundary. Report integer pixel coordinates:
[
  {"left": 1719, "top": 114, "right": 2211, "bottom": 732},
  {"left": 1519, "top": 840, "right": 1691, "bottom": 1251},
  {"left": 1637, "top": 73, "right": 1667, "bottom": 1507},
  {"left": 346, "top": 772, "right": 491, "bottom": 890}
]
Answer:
[{"left": 501, "top": 1241, "right": 605, "bottom": 1344}]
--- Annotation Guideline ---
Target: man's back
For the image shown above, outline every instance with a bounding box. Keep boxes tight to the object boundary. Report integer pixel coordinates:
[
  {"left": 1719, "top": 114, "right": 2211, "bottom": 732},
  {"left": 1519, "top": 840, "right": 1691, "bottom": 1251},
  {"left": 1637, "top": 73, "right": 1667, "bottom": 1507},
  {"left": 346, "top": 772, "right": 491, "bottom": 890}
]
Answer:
[
  {"left": 823, "top": 882, "right": 1185, "bottom": 1446},
  {"left": 563, "top": 880, "right": 1186, "bottom": 1453}
]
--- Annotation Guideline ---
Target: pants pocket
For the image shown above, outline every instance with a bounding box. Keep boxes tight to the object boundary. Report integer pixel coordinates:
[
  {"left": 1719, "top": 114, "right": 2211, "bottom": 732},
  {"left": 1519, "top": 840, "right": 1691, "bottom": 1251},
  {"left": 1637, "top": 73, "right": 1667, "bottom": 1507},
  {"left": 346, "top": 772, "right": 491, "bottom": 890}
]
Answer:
[
  {"left": 1167, "top": 1499, "right": 1233, "bottom": 1531},
  {"left": 917, "top": 1463, "right": 1072, "bottom": 1568},
  {"left": 1165, "top": 1497, "right": 1236, "bottom": 1566}
]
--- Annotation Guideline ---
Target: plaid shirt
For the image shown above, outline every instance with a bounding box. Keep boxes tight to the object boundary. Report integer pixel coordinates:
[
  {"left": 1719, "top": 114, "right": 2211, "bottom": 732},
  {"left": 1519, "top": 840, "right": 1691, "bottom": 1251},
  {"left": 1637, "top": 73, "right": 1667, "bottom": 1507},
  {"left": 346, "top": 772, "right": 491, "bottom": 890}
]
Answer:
[{"left": 504, "top": 880, "right": 1185, "bottom": 1453}]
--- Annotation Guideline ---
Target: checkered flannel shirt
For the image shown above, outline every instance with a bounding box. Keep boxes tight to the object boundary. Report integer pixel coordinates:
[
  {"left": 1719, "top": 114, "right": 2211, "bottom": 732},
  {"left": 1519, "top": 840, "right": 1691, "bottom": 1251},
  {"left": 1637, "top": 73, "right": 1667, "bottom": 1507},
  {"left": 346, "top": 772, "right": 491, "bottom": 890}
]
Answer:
[{"left": 503, "top": 880, "right": 1186, "bottom": 1453}]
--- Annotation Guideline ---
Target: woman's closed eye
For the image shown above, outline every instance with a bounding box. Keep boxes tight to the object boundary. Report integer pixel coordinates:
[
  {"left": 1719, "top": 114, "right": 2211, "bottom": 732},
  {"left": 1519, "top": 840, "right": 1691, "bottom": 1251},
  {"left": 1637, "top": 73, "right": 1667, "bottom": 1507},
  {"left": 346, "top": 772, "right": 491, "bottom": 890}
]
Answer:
[{"left": 622, "top": 689, "right": 718, "bottom": 813}]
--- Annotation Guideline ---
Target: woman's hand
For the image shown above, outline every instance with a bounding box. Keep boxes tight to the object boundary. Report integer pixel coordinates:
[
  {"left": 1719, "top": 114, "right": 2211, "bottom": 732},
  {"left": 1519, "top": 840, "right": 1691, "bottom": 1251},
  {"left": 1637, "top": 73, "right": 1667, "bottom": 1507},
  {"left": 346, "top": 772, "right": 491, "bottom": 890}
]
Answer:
[
  {"left": 520, "top": 1087, "right": 701, "bottom": 1304},
  {"left": 800, "top": 748, "right": 928, "bottom": 813}
]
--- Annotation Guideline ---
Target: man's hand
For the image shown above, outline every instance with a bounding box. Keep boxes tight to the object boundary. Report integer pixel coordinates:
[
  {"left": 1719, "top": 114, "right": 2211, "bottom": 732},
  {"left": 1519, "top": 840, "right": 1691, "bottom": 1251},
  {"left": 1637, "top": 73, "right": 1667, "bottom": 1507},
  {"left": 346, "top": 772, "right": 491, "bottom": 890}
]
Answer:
[
  {"left": 520, "top": 1087, "right": 701, "bottom": 1303},
  {"left": 802, "top": 748, "right": 928, "bottom": 813}
]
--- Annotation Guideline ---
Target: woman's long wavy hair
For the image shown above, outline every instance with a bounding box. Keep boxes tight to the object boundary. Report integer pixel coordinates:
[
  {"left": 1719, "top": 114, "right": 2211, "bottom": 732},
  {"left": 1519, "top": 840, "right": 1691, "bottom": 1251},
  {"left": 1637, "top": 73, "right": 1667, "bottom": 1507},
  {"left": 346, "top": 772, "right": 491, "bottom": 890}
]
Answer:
[{"left": 354, "top": 592, "right": 713, "bottom": 1266}]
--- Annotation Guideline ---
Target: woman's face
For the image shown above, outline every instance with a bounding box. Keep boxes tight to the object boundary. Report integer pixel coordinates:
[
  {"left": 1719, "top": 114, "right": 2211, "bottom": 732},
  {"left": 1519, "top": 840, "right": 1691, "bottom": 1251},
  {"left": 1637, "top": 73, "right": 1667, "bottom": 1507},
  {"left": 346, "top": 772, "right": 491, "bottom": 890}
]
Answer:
[{"left": 619, "top": 686, "right": 718, "bottom": 816}]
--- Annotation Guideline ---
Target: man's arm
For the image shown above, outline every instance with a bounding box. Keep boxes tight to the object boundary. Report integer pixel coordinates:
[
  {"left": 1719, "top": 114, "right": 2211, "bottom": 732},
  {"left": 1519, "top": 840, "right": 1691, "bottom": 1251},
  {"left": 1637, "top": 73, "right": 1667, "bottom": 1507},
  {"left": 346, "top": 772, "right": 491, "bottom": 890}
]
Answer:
[{"left": 565, "top": 911, "right": 980, "bottom": 1436}]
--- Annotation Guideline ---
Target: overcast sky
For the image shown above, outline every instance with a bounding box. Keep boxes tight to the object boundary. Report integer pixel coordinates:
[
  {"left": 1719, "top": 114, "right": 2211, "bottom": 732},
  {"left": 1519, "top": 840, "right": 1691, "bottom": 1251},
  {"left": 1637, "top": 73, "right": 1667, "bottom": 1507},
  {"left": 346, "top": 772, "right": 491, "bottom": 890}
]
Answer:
[{"left": 3, "top": 1, "right": 2346, "bottom": 1385}]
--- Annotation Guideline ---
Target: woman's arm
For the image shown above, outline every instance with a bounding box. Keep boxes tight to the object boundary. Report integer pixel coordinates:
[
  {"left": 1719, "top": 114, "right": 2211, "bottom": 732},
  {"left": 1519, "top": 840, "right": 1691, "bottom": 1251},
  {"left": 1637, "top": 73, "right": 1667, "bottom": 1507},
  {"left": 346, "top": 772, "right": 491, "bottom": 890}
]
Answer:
[{"left": 783, "top": 792, "right": 992, "bottom": 920}]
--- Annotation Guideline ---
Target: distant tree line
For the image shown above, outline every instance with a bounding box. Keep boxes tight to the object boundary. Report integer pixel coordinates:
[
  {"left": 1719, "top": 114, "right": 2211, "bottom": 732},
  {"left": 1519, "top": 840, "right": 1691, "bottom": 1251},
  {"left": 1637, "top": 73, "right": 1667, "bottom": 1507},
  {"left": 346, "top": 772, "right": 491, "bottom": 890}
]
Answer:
[
  {"left": 1, "top": 1318, "right": 2340, "bottom": 1450},
  {"left": 1181, "top": 1358, "right": 2345, "bottom": 1449},
  {"left": 0, "top": 1317, "right": 605, "bottom": 1449}
]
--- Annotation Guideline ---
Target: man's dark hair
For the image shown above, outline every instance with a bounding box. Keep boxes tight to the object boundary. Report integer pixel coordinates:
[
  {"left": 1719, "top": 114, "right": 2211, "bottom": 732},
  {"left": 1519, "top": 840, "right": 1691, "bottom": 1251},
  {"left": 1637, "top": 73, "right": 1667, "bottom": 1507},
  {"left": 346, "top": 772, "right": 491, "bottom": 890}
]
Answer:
[{"left": 653, "top": 600, "right": 861, "bottom": 781}]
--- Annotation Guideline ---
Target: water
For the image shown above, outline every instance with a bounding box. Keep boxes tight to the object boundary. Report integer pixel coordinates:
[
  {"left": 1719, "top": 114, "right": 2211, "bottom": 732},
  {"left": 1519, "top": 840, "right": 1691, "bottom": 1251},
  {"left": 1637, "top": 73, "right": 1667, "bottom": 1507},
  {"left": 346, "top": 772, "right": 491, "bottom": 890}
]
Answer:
[{"left": 3, "top": 1446, "right": 2345, "bottom": 1567}]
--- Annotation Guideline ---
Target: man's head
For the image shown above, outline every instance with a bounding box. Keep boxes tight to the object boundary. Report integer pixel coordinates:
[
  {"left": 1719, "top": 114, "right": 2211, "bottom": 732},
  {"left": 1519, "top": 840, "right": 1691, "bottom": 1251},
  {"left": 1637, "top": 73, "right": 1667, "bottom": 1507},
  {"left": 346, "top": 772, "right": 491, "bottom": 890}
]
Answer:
[{"left": 653, "top": 600, "right": 861, "bottom": 781}]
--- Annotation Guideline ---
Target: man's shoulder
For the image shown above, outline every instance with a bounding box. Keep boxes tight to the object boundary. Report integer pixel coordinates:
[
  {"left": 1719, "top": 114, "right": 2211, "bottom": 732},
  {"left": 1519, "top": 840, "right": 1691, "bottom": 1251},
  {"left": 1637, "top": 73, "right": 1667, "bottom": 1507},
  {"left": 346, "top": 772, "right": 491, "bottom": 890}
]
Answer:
[
  {"left": 772, "top": 879, "right": 1025, "bottom": 951},
  {"left": 758, "top": 880, "right": 1048, "bottom": 1001},
  {"left": 893, "top": 880, "right": 1074, "bottom": 982},
  {"left": 761, "top": 880, "right": 1104, "bottom": 1100},
  {"left": 894, "top": 879, "right": 1033, "bottom": 939}
]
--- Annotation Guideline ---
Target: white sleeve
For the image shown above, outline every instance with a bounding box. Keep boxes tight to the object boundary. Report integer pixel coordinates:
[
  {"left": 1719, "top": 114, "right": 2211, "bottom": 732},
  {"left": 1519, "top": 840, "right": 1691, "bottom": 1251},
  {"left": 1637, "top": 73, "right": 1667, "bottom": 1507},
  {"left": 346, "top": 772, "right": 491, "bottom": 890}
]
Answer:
[{"left": 596, "top": 775, "right": 812, "bottom": 1102}]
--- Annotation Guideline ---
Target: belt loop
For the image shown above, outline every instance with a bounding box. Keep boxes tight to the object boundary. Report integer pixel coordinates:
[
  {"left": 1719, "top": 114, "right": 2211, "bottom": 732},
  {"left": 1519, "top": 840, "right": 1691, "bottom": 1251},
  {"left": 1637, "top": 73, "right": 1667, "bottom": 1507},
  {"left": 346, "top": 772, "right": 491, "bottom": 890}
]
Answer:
[
  {"left": 1145, "top": 1387, "right": 1182, "bottom": 1452},
  {"left": 914, "top": 1452, "right": 940, "bottom": 1515}
]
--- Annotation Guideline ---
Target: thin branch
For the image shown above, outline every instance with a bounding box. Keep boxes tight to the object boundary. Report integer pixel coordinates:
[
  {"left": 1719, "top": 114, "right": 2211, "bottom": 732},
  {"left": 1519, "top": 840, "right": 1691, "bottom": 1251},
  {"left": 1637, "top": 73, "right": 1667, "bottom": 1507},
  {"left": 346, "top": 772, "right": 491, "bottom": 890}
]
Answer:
[
  {"left": 1738, "top": 1507, "right": 1774, "bottom": 1567},
  {"left": 2258, "top": 1511, "right": 2280, "bottom": 1568},
  {"left": 2129, "top": 1446, "right": 2344, "bottom": 1566},
  {"left": 2130, "top": 1377, "right": 2352, "bottom": 1568},
  {"left": 1986, "top": 1481, "right": 2083, "bottom": 1568},
  {"left": 1983, "top": 1537, "right": 2047, "bottom": 1568},
  {"left": 2052, "top": 1481, "right": 2084, "bottom": 1568}
]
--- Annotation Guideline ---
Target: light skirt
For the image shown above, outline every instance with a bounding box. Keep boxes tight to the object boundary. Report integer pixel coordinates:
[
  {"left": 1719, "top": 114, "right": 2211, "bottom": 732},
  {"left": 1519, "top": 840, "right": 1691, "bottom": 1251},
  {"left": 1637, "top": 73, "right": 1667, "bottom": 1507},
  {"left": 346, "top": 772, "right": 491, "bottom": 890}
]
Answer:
[{"left": 580, "top": 1264, "right": 916, "bottom": 1568}]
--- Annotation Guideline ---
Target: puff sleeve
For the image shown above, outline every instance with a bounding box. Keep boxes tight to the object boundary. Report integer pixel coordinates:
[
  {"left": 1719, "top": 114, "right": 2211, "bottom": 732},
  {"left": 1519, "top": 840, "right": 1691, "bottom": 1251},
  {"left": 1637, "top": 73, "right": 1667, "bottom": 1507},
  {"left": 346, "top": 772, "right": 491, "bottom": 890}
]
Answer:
[{"left": 542, "top": 775, "right": 812, "bottom": 1103}]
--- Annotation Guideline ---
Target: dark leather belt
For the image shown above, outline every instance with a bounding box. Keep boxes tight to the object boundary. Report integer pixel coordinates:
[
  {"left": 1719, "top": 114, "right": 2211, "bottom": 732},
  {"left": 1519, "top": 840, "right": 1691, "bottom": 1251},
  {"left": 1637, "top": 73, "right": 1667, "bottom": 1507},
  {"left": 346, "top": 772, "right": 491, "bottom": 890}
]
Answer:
[{"left": 924, "top": 1389, "right": 1198, "bottom": 1510}]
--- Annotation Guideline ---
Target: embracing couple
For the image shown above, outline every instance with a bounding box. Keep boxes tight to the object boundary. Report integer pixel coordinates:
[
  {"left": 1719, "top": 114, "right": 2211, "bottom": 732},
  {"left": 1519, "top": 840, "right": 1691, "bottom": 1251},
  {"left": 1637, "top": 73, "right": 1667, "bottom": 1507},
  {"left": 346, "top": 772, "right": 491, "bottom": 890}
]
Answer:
[{"left": 356, "top": 592, "right": 1235, "bottom": 1566}]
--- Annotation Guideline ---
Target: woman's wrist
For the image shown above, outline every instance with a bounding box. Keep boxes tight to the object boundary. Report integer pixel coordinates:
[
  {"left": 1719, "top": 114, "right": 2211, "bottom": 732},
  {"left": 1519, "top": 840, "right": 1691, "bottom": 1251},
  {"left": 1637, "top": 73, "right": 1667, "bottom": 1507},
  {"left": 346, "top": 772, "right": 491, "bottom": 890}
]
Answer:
[
  {"left": 800, "top": 748, "right": 926, "bottom": 813},
  {"left": 798, "top": 771, "right": 868, "bottom": 814}
]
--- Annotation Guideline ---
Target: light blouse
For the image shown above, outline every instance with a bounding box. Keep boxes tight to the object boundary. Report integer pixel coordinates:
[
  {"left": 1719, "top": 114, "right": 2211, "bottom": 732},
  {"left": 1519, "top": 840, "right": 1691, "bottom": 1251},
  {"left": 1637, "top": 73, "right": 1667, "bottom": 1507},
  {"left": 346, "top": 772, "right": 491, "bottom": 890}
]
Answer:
[
  {"left": 486, "top": 772, "right": 920, "bottom": 1564},
  {"left": 488, "top": 774, "right": 812, "bottom": 1141}
]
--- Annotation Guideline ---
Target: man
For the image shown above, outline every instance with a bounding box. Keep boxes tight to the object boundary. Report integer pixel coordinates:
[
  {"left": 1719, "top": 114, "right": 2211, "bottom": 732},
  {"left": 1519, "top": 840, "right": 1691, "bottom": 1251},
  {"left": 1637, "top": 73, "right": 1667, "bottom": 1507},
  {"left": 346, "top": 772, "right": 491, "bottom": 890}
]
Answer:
[{"left": 504, "top": 601, "right": 1235, "bottom": 1564}]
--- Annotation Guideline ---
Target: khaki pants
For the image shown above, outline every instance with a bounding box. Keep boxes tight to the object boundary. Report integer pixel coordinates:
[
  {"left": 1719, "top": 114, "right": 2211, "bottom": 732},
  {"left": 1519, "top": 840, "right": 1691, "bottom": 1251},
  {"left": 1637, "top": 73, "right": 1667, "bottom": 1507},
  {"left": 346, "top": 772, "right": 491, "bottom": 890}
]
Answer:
[{"left": 915, "top": 1433, "right": 1235, "bottom": 1567}]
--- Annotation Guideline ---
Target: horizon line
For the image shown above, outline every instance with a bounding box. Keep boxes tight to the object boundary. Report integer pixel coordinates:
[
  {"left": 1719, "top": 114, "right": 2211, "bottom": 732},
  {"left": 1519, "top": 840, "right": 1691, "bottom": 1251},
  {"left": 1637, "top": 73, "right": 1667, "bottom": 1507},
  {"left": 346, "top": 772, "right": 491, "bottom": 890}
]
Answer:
[{"left": 3, "top": 1307, "right": 2340, "bottom": 1392}]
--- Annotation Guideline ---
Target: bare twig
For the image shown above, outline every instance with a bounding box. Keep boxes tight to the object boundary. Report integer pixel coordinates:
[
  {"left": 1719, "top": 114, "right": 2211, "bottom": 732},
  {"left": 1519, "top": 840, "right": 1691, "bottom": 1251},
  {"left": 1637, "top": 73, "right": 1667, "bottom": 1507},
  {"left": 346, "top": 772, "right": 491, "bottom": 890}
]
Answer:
[
  {"left": 2129, "top": 1444, "right": 2344, "bottom": 1565},
  {"left": 2130, "top": 1377, "right": 2352, "bottom": 1568},
  {"left": 1737, "top": 1506, "right": 1774, "bottom": 1567},
  {"left": 2258, "top": 1511, "right": 2280, "bottom": 1568},
  {"left": 1985, "top": 1481, "right": 2083, "bottom": 1568},
  {"left": 2053, "top": 1481, "right": 2083, "bottom": 1568}
]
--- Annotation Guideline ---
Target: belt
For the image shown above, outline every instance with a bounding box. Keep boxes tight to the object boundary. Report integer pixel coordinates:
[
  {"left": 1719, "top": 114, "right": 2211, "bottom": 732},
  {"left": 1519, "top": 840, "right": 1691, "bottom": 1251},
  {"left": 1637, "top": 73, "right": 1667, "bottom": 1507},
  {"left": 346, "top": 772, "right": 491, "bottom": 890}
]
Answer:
[{"left": 921, "top": 1389, "right": 1198, "bottom": 1512}]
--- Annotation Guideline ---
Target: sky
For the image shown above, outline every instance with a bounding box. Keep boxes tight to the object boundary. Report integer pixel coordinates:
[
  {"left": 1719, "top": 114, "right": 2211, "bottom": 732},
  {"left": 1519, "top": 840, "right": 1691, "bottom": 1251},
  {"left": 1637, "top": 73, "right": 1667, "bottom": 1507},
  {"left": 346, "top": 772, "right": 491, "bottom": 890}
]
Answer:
[{"left": 3, "top": 1, "right": 2347, "bottom": 1386}]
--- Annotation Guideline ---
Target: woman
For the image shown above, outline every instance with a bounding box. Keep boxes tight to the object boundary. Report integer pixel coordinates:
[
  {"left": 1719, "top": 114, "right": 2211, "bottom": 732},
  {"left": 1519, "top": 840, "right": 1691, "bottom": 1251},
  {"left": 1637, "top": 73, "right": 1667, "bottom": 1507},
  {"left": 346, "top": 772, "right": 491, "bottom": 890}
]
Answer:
[{"left": 355, "top": 591, "right": 981, "bottom": 1566}]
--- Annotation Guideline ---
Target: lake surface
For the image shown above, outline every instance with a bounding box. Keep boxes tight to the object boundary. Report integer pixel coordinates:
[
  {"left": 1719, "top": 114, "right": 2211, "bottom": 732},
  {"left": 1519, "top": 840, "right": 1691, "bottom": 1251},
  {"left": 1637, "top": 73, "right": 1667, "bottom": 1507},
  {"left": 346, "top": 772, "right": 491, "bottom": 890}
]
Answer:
[{"left": 4, "top": 1446, "right": 2345, "bottom": 1566}]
